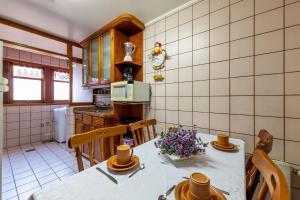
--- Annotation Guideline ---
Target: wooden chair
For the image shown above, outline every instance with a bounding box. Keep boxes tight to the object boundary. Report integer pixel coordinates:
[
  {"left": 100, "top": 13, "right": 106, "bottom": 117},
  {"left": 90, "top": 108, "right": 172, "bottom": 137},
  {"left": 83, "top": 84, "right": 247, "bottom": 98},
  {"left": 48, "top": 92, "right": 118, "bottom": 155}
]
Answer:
[
  {"left": 68, "top": 125, "right": 128, "bottom": 172},
  {"left": 251, "top": 149, "right": 289, "bottom": 200},
  {"left": 129, "top": 119, "right": 157, "bottom": 146},
  {"left": 246, "top": 129, "right": 274, "bottom": 199}
]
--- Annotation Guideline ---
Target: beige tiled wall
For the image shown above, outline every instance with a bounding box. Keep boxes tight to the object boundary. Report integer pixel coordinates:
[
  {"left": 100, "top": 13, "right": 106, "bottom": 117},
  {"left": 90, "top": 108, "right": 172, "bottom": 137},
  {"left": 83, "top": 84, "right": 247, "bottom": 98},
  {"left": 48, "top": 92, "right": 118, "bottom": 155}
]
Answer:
[
  {"left": 3, "top": 46, "right": 69, "bottom": 68},
  {"left": 3, "top": 104, "right": 67, "bottom": 148},
  {"left": 2, "top": 46, "right": 71, "bottom": 148},
  {"left": 143, "top": 0, "right": 300, "bottom": 168}
]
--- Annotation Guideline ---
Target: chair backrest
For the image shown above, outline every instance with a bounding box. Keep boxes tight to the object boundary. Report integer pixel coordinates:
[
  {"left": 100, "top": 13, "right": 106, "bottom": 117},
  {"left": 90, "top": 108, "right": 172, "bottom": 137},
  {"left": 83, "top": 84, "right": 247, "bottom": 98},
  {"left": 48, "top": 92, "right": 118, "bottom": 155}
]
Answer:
[
  {"left": 129, "top": 119, "right": 157, "bottom": 146},
  {"left": 246, "top": 129, "right": 273, "bottom": 199},
  {"left": 252, "top": 149, "right": 289, "bottom": 200},
  {"left": 256, "top": 129, "right": 273, "bottom": 154},
  {"left": 68, "top": 125, "right": 128, "bottom": 172}
]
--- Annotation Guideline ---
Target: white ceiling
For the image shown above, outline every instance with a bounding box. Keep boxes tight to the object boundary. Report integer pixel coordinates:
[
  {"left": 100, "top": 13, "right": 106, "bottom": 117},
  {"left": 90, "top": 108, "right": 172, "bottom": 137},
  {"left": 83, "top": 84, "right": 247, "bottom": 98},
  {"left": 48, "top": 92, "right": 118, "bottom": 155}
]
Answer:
[{"left": 0, "top": 0, "right": 188, "bottom": 43}]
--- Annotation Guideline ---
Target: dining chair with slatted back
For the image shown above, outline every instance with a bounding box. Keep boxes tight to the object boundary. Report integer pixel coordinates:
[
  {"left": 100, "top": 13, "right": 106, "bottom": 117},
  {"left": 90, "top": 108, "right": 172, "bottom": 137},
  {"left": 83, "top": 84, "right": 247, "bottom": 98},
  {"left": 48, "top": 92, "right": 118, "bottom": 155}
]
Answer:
[
  {"left": 252, "top": 149, "right": 289, "bottom": 200},
  {"left": 68, "top": 125, "right": 128, "bottom": 172},
  {"left": 129, "top": 119, "right": 157, "bottom": 146},
  {"left": 246, "top": 129, "right": 274, "bottom": 199},
  {"left": 256, "top": 129, "right": 273, "bottom": 154}
]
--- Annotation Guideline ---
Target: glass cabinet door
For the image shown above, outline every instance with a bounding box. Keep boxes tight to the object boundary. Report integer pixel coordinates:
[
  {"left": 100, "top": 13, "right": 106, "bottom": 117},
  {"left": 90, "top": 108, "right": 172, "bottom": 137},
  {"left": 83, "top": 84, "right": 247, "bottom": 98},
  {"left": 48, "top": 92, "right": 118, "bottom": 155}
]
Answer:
[
  {"left": 91, "top": 38, "right": 99, "bottom": 82},
  {"left": 101, "top": 32, "right": 111, "bottom": 81},
  {"left": 82, "top": 46, "right": 89, "bottom": 85}
]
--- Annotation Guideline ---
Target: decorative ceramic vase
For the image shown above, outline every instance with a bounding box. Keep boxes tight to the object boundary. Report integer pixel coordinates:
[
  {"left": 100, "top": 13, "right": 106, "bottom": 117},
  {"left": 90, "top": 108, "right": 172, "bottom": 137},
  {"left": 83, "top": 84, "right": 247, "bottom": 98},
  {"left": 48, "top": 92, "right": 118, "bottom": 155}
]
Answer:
[{"left": 123, "top": 42, "right": 136, "bottom": 62}]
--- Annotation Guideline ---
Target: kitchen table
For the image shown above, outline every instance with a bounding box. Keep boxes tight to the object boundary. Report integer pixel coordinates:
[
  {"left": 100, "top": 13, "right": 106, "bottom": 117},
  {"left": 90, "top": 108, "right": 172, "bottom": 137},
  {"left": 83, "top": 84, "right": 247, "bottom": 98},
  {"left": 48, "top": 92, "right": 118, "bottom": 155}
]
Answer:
[{"left": 30, "top": 133, "right": 246, "bottom": 200}]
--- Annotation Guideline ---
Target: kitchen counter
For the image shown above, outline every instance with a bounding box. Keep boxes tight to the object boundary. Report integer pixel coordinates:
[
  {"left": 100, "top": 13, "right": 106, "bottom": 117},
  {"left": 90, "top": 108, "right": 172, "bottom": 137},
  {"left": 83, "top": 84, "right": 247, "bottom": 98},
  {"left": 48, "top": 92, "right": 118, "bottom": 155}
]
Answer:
[
  {"left": 73, "top": 106, "right": 115, "bottom": 118},
  {"left": 73, "top": 106, "right": 118, "bottom": 161}
]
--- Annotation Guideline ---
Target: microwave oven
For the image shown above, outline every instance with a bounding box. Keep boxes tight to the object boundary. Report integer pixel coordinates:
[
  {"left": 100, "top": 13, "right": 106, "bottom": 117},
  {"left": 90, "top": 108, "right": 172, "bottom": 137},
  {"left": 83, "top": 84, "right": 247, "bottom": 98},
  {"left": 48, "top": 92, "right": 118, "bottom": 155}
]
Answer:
[{"left": 111, "top": 81, "right": 150, "bottom": 102}]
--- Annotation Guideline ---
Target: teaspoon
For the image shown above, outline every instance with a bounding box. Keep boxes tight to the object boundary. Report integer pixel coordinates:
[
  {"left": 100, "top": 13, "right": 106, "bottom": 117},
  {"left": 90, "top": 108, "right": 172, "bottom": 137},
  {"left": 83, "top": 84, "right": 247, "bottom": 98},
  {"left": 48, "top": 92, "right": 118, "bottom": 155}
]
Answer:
[{"left": 158, "top": 185, "right": 176, "bottom": 200}]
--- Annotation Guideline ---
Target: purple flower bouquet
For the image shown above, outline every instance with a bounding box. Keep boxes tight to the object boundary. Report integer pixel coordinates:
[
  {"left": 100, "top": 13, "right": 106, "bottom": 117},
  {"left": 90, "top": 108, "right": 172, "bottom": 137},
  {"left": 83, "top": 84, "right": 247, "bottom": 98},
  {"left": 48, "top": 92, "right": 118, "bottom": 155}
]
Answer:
[{"left": 154, "top": 126, "right": 208, "bottom": 160}]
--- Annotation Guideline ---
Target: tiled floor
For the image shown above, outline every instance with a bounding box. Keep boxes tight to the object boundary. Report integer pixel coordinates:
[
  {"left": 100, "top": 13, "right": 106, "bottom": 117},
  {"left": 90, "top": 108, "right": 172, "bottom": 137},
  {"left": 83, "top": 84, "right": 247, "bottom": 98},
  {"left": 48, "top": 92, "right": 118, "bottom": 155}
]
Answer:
[{"left": 2, "top": 141, "right": 89, "bottom": 200}]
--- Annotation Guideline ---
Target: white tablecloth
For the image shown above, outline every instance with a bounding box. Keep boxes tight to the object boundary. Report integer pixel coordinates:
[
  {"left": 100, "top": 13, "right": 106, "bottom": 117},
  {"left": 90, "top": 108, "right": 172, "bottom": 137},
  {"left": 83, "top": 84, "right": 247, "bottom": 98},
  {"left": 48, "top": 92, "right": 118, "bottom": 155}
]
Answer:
[{"left": 30, "top": 133, "right": 246, "bottom": 200}]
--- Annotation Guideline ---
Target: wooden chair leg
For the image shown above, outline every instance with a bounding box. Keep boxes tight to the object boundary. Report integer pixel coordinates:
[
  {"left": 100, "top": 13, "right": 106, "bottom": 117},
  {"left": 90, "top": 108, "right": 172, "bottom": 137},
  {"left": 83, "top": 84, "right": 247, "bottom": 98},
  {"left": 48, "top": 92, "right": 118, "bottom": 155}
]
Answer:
[
  {"left": 99, "top": 139, "right": 105, "bottom": 161},
  {"left": 139, "top": 129, "right": 145, "bottom": 144},
  {"left": 109, "top": 137, "right": 115, "bottom": 156},
  {"left": 146, "top": 126, "right": 151, "bottom": 141},
  {"left": 132, "top": 132, "right": 138, "bottom": 147},
  {"left": 75, "top": 147, "right": 84, "bottom": 172},
  {"left": 119, "top": 135, "right": 124, "bottom": 146},
  {"left": 136, "top": 131, "right": 142, "bottom": 145},
  {"left": 152, "top": 125, "right": 156, "bottom": 138},
  {"left": 88, "top": 142, "right": 94, "bottom": 167}
]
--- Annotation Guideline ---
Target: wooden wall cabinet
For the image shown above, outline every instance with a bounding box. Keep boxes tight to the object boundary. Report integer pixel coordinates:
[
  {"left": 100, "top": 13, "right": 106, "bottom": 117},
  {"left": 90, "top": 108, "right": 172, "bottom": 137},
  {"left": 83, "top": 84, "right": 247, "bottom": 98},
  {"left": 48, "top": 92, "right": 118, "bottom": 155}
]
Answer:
[
  {"left": 80, "top": 13, "right": 145, "bottom": 125},
  {"left": 82, "top": 46, "right": 89, "bottom": 86},
  {"left": 101, "top": 32, "right": 112, "bottom": 82},
  {"left": 81, "top": 13, "right": 145, "bottom": 87},
  {"left": 90, "top": 38, "right": 99, "bottom": 82},
  {"left": 82, "top": 31, "right": 113, "bottom": 86}
]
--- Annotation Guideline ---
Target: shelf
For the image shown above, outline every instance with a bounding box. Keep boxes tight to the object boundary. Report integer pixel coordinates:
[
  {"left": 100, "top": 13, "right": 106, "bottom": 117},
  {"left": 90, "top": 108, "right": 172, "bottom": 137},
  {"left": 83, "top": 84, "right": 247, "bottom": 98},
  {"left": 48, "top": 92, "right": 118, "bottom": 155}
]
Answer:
[
  {"left": 113, "top": 101, "right": 149, "bottom": 105},
  {"left": 115, "top": 61, "right": 142, "bottom": 68},
  {"left": 82, "top": 82, "right": 111, "bottom": 89}
]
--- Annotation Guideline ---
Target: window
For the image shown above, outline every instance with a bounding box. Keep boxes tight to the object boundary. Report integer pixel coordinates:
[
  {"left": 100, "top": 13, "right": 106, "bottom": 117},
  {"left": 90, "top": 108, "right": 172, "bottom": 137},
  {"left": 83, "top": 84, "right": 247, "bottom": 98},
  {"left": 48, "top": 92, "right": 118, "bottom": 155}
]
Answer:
[
  {"left": 6, "top": 64, "right": 70, "bottom": 104},
  {"left": 53, "top": 71, "right": 70, "bottom": 100},
  {"left": 13, "top": 66, "right": 43, "bottom": 101}
]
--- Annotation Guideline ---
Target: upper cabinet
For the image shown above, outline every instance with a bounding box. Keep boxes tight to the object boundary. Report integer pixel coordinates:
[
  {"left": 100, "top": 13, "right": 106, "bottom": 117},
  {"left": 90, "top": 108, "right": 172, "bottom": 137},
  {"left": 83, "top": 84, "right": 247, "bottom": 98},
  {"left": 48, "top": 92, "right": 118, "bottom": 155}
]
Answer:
[
  {"left": 81, "top": 13, "right": 145, "bottom": 87},
  {"left": 91, "top": 38, "right": 99, "bottom": 82},
  {"left": 82, "top": 46, "right": 89, "bottom": 85},
  {"left": 101, "top": 32, "right": 112, "bottom": 82}
]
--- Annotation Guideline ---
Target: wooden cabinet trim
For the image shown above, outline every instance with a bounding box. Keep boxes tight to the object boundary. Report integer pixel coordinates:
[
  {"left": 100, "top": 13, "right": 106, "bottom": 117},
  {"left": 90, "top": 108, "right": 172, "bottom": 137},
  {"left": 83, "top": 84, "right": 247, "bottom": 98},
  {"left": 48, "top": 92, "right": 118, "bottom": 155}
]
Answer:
[
  {"left": 98, "top": 36, "right": 102, "bottom": 82},
  {"left": 88, "top": 43, "right": 92, "bottom": 82},
  {"left": 75, "top": 114, "right": 82, "bottom": 120},
  {"left": 82, "top": 114, "right": 92, "bottom": 125},
  {"left": 80, "top": 13, "right": 144, "bottom": 46},
  {"left": 110, "top": 29, "right": 115, "bottom": 82},
  {"left": 93, "top": 116, "right": 105, "bottom": 126}
]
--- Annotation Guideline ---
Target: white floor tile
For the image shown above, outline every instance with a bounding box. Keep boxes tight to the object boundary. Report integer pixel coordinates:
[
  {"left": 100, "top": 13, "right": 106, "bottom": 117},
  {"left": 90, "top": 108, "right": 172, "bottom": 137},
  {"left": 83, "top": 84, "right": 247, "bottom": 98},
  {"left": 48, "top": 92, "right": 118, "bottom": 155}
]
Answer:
[
  {"left": 18, "top": 187, "right": 40, "bottom": 200},
  {"left": 35, "top": 170, "right": 54, "bottom": 179},
  {"left": 2, "top": 176, "right": 15, "bottom": 186},
  {"left": 15, "top": 176, "right": 37, "bottom": 187},
  {"left": 2, "top": 188, "right": 18, "bottom": 200},
  {"left": 38, "top": 174, "right": 58, "bottom": 185},
  {"left": 17, "top": 180, "right": 40, "bottom": 195},
  {"left": 14, "top": 171, "right": 34, "bottom": 181},
  {"left": 41, "top": 179, "right": 61, "bottom": 188},
  {"left": 2, "top": 182, "right": 16, "bottom": 193},
  {"left": 56, "top": 168, "right": 74, "bottom": 178},
  {"left": 2, "top": 141, "right": 78, "bottom": 198}
]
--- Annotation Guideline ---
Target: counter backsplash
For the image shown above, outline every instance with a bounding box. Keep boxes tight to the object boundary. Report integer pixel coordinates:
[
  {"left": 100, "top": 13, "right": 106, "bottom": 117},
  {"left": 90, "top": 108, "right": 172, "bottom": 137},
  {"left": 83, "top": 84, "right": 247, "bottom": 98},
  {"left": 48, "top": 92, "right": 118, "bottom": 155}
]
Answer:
[{"left": 95, "top": 94, "right": 112, "bottom": 107}]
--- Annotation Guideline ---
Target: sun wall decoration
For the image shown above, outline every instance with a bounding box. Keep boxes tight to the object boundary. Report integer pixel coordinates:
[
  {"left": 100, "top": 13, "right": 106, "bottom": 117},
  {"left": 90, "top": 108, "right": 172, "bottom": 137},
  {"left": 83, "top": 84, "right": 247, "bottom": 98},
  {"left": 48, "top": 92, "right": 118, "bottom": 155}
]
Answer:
[{"left": 149, "top": 42, "right": 170, "bottom": 81}]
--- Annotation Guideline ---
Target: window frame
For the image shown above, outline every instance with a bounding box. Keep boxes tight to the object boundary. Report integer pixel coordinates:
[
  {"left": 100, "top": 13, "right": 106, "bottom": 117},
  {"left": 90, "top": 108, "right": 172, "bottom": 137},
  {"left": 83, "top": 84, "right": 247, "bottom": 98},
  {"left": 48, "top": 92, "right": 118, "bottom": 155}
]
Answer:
[
  {"left": 53, "top": 70, "right": 70, "bottom": 101},
  {"left": 12, "top": 65, "right": 44, "bottom": 103},
  {"left": 4, "top": 61, "right": 70, "bottom": 104}
]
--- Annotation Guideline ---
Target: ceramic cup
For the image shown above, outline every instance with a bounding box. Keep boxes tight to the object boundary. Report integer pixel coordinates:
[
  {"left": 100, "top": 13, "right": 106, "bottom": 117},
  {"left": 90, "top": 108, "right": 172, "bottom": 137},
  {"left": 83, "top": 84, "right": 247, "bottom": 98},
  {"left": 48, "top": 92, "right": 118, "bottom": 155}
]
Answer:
[
  {"left": 116, "top": 145, "right": 133, "bottom": 165},
  {"left": 217, "top": 133, "right": 230, "bottom": 147},
  {"left": 188, "top": 172, "right": 211, "bottom": 200},
  {"left": 187, "top": 190, "right": 201, "bottom": 200}
]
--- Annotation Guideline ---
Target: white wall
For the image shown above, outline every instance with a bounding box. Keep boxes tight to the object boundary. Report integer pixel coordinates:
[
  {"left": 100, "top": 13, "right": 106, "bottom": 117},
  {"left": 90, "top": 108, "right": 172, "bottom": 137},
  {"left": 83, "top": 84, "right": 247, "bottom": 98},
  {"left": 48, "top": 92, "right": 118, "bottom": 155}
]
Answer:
[
  {"left": 72, "top": 46, "right": 82, "bottom": 59},
  {"left": 0, "top": 24, "right": 66, "bottom": 55},
  {"left": 72, "top": 63, "right": 93, "bottom": 103}
]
